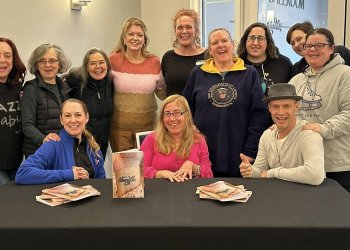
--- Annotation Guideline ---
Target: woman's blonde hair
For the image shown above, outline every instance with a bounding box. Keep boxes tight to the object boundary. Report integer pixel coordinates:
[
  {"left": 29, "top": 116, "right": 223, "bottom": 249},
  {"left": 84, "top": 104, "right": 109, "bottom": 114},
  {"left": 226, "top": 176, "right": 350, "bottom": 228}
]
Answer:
[
  {"left": 155, "top": 94, "right": 201, "bottom": 158},
  {"left": 61, "top": 98, "right": 101, "bottom": 158},
  {"left": 113, "top": 17, "right": 154, "bottom": 58}
]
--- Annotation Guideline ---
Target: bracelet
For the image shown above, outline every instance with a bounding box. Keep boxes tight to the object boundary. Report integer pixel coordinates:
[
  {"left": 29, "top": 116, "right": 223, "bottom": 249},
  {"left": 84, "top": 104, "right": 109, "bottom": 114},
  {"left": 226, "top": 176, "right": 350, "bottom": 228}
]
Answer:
[{"left": 194, "top": 164, "right": 201, "bottom": 177}]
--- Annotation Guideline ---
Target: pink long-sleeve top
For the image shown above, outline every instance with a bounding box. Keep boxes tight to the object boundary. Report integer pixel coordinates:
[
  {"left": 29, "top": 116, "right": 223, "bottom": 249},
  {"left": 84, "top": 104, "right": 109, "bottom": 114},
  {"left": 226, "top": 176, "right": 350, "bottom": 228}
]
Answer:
[{"left": 140, "top": 132, "right": 213, "bottom": 178}]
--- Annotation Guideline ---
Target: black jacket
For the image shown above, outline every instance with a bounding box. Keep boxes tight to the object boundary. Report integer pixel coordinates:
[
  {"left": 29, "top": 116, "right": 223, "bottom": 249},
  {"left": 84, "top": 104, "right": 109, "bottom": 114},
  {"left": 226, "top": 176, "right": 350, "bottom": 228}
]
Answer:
[
  {"left": 21, "top": 72, "right": 71, "bottom": 156},
  {"left": 65, "top": 73, "right": 114, "bottom": 158}
]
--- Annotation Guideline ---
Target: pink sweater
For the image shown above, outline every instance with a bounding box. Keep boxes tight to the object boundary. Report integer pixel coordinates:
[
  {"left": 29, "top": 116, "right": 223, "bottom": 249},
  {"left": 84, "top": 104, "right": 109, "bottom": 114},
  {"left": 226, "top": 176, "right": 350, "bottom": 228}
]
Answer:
[{"left": 140, "top": 133, "right": 213, "bottom": 178}]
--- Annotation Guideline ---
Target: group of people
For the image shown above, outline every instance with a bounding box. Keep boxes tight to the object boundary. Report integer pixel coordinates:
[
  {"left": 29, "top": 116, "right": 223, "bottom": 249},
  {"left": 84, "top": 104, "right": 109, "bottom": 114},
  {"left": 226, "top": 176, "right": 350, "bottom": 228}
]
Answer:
[{"left": 1, "top": 9, "right": 350, "bottom": 192}]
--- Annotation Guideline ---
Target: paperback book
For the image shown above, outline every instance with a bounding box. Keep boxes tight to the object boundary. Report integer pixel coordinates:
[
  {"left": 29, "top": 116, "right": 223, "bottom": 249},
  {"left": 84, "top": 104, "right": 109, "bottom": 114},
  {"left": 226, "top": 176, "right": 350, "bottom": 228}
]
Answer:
[
  {"left": 112, "top": 150, "right": 144, "bottom": 198},
  {"left": 196, "top": 181, "right": 252, "bottom": 202},
  {"left": 36, "top": 183, "right": 101, "bottom": 206}
]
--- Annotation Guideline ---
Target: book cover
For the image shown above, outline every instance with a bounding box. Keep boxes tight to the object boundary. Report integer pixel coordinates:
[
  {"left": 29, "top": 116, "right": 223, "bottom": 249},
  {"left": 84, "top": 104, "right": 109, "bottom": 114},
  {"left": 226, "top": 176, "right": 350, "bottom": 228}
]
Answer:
[
  {"left": 36, "top": 193, "right": 70, "bottom": 207},
  {"left": 112, "top": 150, "right": 144, "bottom": 198},
  {"left": 41, "top": 183, "right": 100, "bottom": 201},
  {"left": 196, "top": 181, "right": 252, "bottom": 202}
]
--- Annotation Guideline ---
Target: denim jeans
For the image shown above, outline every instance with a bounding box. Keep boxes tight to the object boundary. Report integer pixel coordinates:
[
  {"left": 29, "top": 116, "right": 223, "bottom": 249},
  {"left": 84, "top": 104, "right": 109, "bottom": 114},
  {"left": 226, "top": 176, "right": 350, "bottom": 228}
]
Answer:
[{"left": 0, "top": 169, "right": 17, "bottom": 186}]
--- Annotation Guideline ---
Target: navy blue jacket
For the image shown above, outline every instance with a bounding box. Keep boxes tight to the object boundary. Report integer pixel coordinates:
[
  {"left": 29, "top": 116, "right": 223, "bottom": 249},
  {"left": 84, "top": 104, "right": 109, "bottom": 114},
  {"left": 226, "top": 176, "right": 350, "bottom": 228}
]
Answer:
[
  {"left": 16, "top": 129, "right": 105, "bottom": 184},
  {"left": 183, "top": 58, "right": 269, "bottom": 176}
]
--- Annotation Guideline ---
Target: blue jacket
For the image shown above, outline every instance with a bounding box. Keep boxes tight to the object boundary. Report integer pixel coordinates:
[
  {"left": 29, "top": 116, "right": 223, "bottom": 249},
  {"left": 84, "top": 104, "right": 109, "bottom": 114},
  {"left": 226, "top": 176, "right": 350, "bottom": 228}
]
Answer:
[
  {"left": 16, "top": 129, "right": 105, "bottom": 184},
  {"left": 183, "top": 57, "right": 269, "bottom": 176}
]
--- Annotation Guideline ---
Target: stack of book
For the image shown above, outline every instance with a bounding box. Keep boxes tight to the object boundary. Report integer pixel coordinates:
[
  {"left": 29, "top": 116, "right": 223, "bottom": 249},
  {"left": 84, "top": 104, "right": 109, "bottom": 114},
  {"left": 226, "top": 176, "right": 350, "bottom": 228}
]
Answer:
[
  {"left": 196, "top": 181, "right": 252, "bottom": 202},
  {"left": 36, "top": 183, "right": 101, "bottom": 206}
]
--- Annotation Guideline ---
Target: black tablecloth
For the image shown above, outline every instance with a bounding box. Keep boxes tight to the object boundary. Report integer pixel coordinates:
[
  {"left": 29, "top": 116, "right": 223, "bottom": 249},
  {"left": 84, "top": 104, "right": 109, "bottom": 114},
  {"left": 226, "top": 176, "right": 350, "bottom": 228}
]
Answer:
[{"left": 1, "top": 178, "right": 350, "bottom": 250}]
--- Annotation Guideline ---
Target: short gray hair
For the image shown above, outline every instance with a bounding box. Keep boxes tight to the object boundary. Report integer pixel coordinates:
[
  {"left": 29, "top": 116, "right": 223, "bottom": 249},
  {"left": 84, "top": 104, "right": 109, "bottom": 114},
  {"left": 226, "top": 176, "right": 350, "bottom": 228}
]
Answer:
[{"left": 28, "top": 43, "right": 71, "bottom": 74}]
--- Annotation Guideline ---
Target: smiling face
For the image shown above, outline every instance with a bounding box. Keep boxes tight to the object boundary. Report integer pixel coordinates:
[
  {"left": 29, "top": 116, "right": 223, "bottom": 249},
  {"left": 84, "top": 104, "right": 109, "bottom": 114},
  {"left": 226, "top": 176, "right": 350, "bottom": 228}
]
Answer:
[
  {"left": 124, "top": 25, "right": 145, "bottom": 53},
  {"left": 0, "top": 42, "right": 13, "bottom": 83},
  {"left": 175, "top": 15, "right": 195, "bottom": 47},
  {"left": 37, "top": 48, "right": 60, "bottom": 84},
  {"left": 304, "top": 34, "right": 334, "bottom": 72},
  {"left": 60, "top": 101, "right": 89, "bottom": 140},
  {"left": 208, "top": 29, "right": 234, "bottom": 65},
  {"left": 163, "top": 101, "right": 187, "bottom": 137},
  {"left": 269, "top": 99, "right": 299, "bottom": 137},
  {"left": 246, "top": 27, "right": 267, "bottom": 62},
  {"left": 290, "top": 29, "right": 307, "bottom": 56},
  {"left": 87, "top": 52, "right": 107, "bottom": 80}
]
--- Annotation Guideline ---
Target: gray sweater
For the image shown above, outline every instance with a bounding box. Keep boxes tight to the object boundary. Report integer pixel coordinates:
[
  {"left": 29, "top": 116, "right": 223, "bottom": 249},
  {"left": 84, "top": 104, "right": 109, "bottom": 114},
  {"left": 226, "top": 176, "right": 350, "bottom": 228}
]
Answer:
[
  {"left": 252, "top": 120, "right": 325, "bottom": 185},
  {"left": 290, "top": 54, "right": 350, "bottom": 172}
]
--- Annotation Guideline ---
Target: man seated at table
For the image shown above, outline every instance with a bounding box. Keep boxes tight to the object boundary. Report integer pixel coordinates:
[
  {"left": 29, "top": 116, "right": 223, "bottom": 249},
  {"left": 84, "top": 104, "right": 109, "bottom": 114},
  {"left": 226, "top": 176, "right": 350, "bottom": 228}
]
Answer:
[{"left": 239, "top": 83, "right": 325, "bottom": 185}]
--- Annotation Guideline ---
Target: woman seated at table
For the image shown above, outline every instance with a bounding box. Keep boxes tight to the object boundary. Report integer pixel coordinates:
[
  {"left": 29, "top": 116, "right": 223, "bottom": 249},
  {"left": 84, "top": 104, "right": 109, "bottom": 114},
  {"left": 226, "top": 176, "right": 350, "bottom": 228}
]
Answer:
[
  {"left": 15, "top": 98, "right": 106, "bottom": 185},
  {"left": 140, "top": 94, "right": 213, "bottom": 182}
]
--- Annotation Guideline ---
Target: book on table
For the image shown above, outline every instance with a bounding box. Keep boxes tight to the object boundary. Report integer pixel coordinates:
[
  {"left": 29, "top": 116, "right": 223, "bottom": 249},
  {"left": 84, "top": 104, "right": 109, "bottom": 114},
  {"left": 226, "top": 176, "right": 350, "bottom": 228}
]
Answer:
[
  {"left": 36, "top": 183, "right": 101, "bottom": 206},
  {"left": 196, "top": 181, "right": 252, "bottom": 202},
  {"left": 112, "top": 149, "right": 144, "bottom": 198}
]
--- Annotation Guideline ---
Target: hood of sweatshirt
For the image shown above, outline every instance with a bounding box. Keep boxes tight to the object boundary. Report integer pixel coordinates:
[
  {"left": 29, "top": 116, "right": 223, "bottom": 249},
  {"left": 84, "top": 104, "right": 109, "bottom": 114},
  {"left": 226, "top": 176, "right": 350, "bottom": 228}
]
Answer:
[{"left": 200, "top": 57, "right": 246, "bottom": 74}]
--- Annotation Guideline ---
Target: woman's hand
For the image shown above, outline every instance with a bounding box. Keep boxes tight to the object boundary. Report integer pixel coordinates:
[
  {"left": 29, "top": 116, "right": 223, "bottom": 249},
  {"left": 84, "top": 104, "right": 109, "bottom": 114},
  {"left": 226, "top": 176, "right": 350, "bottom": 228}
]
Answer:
[
  {"left": 155, "top": 170, "right": 188, "bottom": 183},
  {"left": 72, "top": 166, "right": 89, "bottom": 180},
  {"left": 175, "top": 160, "right": 194, "bottom": 180},
  {"left": 43, "top": 133, "right": 61, "bottom": 143},
  {"left": 302, "top": 123, "right": 321, "bottom": 134}
]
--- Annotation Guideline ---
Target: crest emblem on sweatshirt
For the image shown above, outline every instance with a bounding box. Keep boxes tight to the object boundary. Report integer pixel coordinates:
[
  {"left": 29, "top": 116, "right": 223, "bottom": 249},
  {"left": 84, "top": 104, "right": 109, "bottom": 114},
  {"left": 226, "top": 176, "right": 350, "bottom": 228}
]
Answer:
[{"left": 208, "top": 82, "right": 237, "bottom": 108}]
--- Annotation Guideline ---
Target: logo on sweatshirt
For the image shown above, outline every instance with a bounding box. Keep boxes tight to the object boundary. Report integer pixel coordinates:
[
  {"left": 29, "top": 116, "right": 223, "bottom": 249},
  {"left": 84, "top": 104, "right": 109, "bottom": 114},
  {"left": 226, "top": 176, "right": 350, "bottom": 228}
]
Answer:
[{"left": 208, "top": 82, "right": 237, "bottom": 108}]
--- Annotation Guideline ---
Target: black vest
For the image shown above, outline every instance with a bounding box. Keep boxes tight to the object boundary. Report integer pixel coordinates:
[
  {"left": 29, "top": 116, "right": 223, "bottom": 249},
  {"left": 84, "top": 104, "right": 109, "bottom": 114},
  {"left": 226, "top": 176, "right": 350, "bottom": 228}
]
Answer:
[{"left": 22, "top": 76, "right": 71, "bottom": 156}]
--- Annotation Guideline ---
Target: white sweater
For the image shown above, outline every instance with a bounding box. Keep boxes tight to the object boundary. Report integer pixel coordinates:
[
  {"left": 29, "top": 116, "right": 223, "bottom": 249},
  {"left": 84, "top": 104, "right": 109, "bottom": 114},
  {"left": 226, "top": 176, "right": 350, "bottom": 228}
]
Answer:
[
  {"left": 252, "top": 120, "right": 325, "bottom": 185},
  {"left": 290, "top": 54, "right": 350, "bottom": 172}
]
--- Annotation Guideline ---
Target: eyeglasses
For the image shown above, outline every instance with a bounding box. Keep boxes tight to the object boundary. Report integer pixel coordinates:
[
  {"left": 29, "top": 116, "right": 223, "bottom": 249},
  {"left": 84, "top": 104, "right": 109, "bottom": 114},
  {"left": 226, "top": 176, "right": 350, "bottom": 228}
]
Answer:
[
  {"left": 163, "top": 110, "right": 187, "bottom": 118},
  {"left": 303, "top": 43, "right": 330, "bottom": 50},
  {"left": 247, "top": 35, "right": 266, "bottom": 43},
  {"left": 89, "top": 61, "right": 106, "bottom": 68},
  {"left": 37, "top": 59, "right": 59, "bottom": 65}
]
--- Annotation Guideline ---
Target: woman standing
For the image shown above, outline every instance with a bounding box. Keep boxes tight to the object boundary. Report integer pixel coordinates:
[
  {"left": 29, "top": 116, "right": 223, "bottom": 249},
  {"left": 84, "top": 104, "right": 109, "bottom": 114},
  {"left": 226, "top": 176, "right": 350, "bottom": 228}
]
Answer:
[
  {"left": 64, "top": 48, "right": 113, "bottom": 159},
  {"left": 21, "top": 43, "right": 71, "bottom": 157},
  {"left": 286, "top": 21, "right": 350, "bottom": 77},
  {"left": 183, "top": 28, "right": 269, "bottom": 177},
  {"left": 289, "top": 28, "right": 350, "bottom": 192},
  {"left": 161, "top": 9, "right": 206, "bottom": 96},
  {"left": 0, "top": 38, "right": 26, "bottom": 185},
  {"left": 141, "top": 95, "right": 213, "bottom": 182},
  {"left": 109, "top": 17, "right": 166, "bottom": 152}
]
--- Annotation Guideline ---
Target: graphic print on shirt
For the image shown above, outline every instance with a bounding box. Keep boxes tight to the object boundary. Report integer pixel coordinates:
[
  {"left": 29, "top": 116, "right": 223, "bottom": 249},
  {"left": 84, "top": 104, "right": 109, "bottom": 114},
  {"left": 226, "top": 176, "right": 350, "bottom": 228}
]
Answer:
[
  {"left": 0, "top": 100, "right": 21, "bottom": 133},
  {"left": 261, "top": 72, "right": 272, "bottom": 94},
  {"left": 208, "top": 82, "right": 237, "bottom": 108},
  {"left": 296, "top": 83, "right": 322, "bottom": 111}
]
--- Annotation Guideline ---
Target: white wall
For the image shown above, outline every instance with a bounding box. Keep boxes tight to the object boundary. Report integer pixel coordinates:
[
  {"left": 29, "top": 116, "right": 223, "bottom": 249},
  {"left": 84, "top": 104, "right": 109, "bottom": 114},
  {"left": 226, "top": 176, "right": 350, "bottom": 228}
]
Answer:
[
  {"left": 0, "top": 0, "right": 141, "bottom": 177},
  {"left": 141, "top": 0, "right": 191, "bottom": 58},
  {"left": 0, "top": 0, "right": 141, "bottom": 78}
]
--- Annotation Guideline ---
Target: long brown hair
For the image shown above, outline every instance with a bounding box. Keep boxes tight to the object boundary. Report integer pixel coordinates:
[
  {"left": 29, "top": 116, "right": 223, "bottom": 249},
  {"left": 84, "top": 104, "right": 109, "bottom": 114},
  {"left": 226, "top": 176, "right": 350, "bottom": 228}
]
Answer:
[
  {"left": 0, "top": 37, "right": 26, "bottom": 84},
  {"left": 61, "top": 98, "right": 101, "bottom": 158},
  {"left": 155, "top": 95, "right": 202, "bottom": 158}
]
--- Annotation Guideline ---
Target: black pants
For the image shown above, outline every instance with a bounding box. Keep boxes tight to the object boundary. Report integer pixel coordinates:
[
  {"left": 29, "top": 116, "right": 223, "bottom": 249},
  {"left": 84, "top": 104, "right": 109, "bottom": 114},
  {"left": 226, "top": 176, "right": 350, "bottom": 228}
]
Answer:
[{"left": 327, "top": 171, "right": 350, "bottom": 192}]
